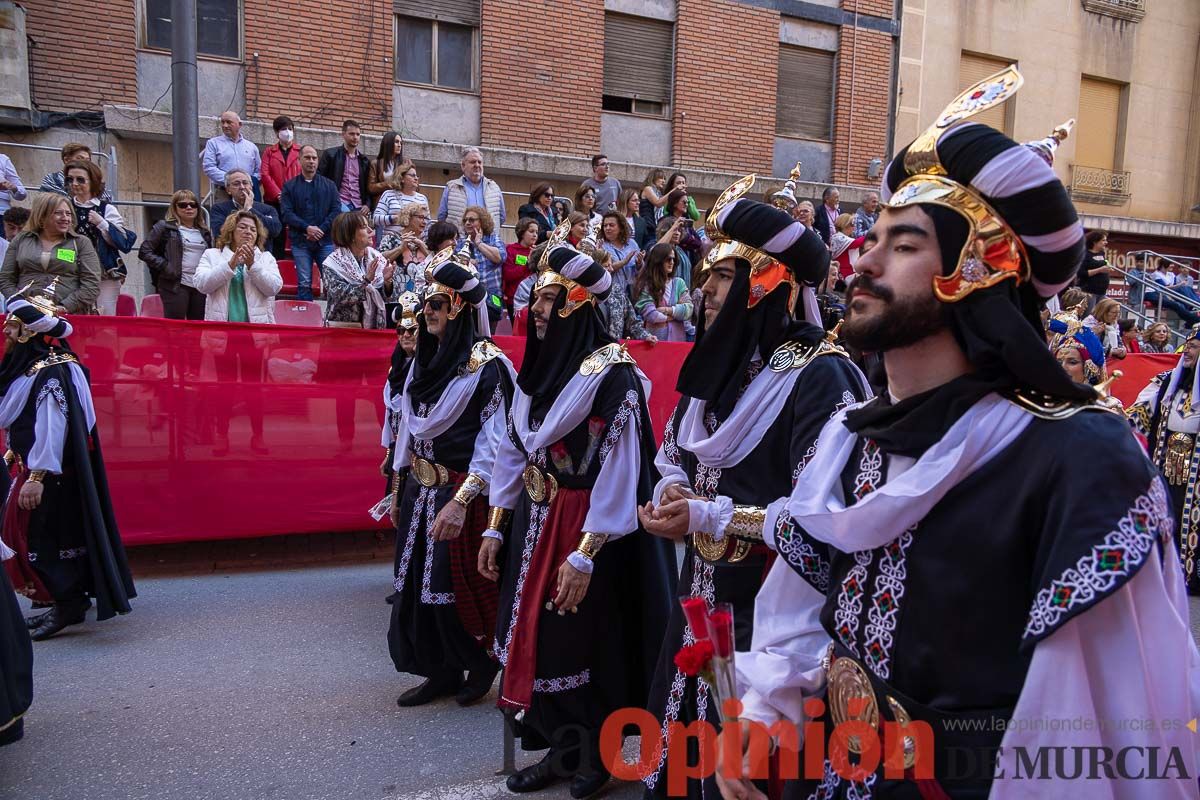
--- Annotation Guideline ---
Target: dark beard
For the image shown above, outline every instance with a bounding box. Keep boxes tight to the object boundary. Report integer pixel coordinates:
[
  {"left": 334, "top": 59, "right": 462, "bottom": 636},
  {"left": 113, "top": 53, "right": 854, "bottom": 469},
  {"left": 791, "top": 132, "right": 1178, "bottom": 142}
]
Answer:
[{"left": 842, "top": 276, "right": 951, "bottom": 352}]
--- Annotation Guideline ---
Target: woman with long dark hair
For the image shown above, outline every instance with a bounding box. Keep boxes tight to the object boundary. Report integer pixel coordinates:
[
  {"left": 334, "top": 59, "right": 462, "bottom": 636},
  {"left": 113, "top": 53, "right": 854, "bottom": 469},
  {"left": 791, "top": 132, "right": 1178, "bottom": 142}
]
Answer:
[
  {"left": 633, "top": 242, "right": 692, "bottom": 342},
  {"left": 368, "top": 131, "right": 405, "bottom": 207}
]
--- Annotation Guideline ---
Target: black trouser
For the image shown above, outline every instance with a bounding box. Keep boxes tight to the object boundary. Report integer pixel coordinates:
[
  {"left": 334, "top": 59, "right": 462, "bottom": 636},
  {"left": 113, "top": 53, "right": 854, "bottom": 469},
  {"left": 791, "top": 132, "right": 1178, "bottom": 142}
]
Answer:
[{"left": 160, "top": 281, "right": 207, "bottom": 321}]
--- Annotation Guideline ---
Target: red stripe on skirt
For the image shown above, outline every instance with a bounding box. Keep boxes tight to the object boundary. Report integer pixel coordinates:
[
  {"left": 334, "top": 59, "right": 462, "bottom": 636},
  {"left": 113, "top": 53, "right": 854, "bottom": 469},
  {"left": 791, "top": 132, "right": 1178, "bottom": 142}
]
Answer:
[
  {"left": 498, "top": 486, "right": 590, "bottom": 712},
  {"left": 448, "top": 495, "right": 499, "bottom": 645}
]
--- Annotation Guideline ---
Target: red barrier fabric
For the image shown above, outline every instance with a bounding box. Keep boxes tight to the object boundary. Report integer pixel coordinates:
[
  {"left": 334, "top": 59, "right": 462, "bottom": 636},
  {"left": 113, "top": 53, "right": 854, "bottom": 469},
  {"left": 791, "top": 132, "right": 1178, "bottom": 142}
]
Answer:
[
  {"left": 1109, "top": 353, "right": 1175, "bottom": 406},
  {"left": 65, "top": 317, "right": 686, "bottom": 545}
]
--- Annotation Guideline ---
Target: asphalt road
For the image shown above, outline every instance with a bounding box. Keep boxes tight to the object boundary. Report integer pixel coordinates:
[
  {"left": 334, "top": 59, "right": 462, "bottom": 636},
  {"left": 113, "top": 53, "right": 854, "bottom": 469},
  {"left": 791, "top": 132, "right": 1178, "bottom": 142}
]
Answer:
[{"left": 0, "top": 561, "right": 643, "bottom": 800}]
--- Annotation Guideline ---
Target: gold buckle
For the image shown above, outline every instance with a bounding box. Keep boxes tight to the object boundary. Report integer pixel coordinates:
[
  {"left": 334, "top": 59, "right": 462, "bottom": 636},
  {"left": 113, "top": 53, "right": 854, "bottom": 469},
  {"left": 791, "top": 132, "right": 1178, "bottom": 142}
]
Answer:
[
  {"left": 522, "top": 464, "right": 558, "bottom": 504},
  {"left": 693, "top": 531, "right": 729, "bottom": 562},
  {"left": 412, "top": 457, "right": 449, "bottom": 488},
  {"left": 827, "top": 656, "right": 880, "bottom": 755}
]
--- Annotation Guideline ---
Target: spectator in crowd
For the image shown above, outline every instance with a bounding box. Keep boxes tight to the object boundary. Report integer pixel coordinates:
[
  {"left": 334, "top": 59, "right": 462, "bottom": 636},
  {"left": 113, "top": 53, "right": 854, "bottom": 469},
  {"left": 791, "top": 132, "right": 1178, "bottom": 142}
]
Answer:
[
  {"left": 597, "top": 246, "right": 654, "bottom": 343},
  {"left": 830, "top": 212, "right": 865, "bottom": 281},
  {"left": 517, "top": 183, "right": 557, "bottom": 242},
  {"left": 0, "top": 194, "right": 99, "bottom": 313},
  {"left": 1084, "top": 297, "right": 1124, "bottom": 359},
  {"left": 427, "top": 220, "right": 459, "bottom": 257},
  {"left": 664, "top": 189, "right": 703, "bottom": 267},
  {"left": 664, "top": 172, "right": 701, "bottom": 221},
  {"left": 1141, "top": 321, "right": 1173, "bottom": 353},
  {"left": 501, "top": 218, "right": 538, "bottom": 317},
  {"left": 1077, "top": 230, "right": 1115, "bottom": 306},
  {"left": 640, "top": 168, "right": 668, "bottom": 227},
  {"left": 634, "top": 242, "right": 693, "bottom": 342},
  {"left": 574, "top": 184, "right": 602, "bottom": 230},
  {"left": 374, "top": 160, "right": 429, "bottom": 246},
  {"left": 202, "top": 112, "right": 261, "bottom": 202},
  {"left": 566, "top": 210, "right": 590, "bottom": 247},
  {"left": 322, "top": 212, "right": 389, "bottom": 329},
  {"left": 3, "top": 207, "right": 30, "bottom": 241},
  {"left": 38, "top": 143, "right": 112, "bottom": 200},
  {"left": 383, "top": 203, "right": 431, "bottom": 296},
  {"left": 260, "top": 115, "right": 302, "bottom": 256},
  {"left": 1169, "top": 261, "right": 1200, "bottom": 304},
  {"left": 457, "top": 205, "right": 505, "bottom": 298},
  {"left": 812, "top": 186, "right": 840, "bottom": 245},
  {"left": 1118, "top": 318, "right": 1142, "bottom": 354},
  {"left": 437, "top": 147, "right": 505, "bottom": 234},
  {"left": 194, "top": 210, "right": 282, "bottom": 324},
  {"left": 319, "top": 120, "right": 372, "bottom": 214},
  {"left": 582, "top": 154, "right": 621, "bottom": 213},
  {"left": 0, "top": 223, "right": 5, "bottom": 264},
  {"left": 0, "top": 151, "right": 25, "bottom": 215},
  {"left": 551, "top": 196, "right": 573, "bottom": 225},
  {"left": 600, "top": 210, "right": 640, "bottom": 293},
  {"left": 138, "top": 189, "right": 211, "bottom": 320},
  {"left": 620, "top": 188, "right": 651, "bottom": 250},
  {"left": 210, "top": 170, "right": 283, "bottom": 250},
  {"left": 65, "top": 160, "right": 135, "bottom": 315},
  {"left": 1129, "top": 255, "right": 1200, "bottom": 326},
  {"left": 852, "top": 191, "right": 880, "bottom": 237},
  {"left": 280, "top": 145, "right": 340, "bottom": 302},
  {"left": 368, "top": 131, "right": 406, "bottom": 207},
  {"left": 653, "top": 215, "right": 692, "bottom": 288},
  {"left": 793, "top": 199, "right": 815, "bottom": 227}
]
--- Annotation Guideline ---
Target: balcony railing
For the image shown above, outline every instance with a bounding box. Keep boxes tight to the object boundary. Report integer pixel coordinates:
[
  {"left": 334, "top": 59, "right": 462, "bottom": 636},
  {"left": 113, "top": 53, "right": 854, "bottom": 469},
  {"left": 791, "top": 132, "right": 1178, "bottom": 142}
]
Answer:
[
  {"left": 1081, "top": 0, "right": 1146, "bottom": 22},
  {"left": 1070, "top": 165, "right": 1132, "bottom": 205}
]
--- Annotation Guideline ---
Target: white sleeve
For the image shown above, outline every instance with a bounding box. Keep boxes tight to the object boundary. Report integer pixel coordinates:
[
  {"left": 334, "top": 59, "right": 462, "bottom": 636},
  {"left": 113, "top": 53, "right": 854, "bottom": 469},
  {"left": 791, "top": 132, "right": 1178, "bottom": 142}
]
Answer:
[
  {"left": 391, "top": 406, "right": 411, "bottom": 471},
  {"left": 28, "top": 380, "right": 68, "bottom": 474},
  {"left": 652, "top": 439, "right": 690, "bottom": 505},
  {"left": 580, "top": 411, "right": 641, "bottom": 539},
  {"left": 737, "top": 557, "right": 830, "bottom": 729},
  {"left": 992, "top": 546, "right": 1200, "bottom": 798},
  {"left": 487, "top": 416, "right": 525, "bottom": 512},
  {"left": 467, "top": 392, "right": 506, "bottom": 485}
]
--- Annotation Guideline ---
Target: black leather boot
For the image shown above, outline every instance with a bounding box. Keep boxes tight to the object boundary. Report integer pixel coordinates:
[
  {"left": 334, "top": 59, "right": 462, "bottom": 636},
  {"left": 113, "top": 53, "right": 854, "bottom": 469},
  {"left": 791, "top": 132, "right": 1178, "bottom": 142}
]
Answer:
[
  {"left": 395, "top": 673, "right": 463, "bottom": 707},
  {"left": 505, "top": 752, "right": 561, "bottom": 794},
  {"left": 569, "top": 766, "right": 611, "bottom": 799},
  {"left": 29, "top": 599, "right": 88, "bottom": 641},
  {"left": 455, "top": 661, "right": 500, "bottom": 706}
]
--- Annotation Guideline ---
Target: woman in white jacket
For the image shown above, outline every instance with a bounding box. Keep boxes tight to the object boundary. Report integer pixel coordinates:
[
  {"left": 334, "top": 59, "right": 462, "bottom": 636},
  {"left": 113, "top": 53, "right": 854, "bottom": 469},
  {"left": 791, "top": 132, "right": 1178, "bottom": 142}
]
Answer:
[{"left": 194, "top": 210, "right": 283, "bottom": 323}]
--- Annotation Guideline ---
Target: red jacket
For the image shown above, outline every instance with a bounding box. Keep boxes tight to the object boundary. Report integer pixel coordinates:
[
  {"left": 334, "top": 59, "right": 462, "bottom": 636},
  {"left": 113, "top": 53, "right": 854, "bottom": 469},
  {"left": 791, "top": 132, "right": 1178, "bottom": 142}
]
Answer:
[{"left": 260, "top": 144, "right": 302, "bottom": 204}]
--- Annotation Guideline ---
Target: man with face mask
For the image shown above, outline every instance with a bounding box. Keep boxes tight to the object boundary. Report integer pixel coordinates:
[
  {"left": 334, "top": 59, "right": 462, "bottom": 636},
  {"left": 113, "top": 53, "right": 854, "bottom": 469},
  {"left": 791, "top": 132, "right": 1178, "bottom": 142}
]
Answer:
[
  {"left": 479, "top": 225, "right": 676, "bottom": 798},
  {"left": 715, "top": 69, "right": 1199, "bottom": 799},
  {"left": 387, "top": 248, "right": 516, "bottom": 708},
  {"left": 634, "top": 178, "right": 871, "bottom": 799},
  {"left": 0, "top": 286, "right": 135, "bottom": 642},
  {"left": 1128, "top": 328, "right": 1200, "bottom": 595}
]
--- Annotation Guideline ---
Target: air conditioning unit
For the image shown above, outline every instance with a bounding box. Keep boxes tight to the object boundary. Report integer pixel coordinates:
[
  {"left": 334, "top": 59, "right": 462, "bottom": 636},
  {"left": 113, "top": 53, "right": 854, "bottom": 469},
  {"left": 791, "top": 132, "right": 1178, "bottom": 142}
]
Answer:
[{"left": 0, "top": 2, "right": 32, "bottom": 112}]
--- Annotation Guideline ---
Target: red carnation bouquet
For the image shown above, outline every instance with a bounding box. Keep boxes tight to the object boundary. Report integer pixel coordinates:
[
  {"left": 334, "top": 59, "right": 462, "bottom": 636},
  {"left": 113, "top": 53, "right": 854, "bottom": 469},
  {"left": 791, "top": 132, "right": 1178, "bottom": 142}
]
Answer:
[{"left": 674, "top": 597, "right": 738, "bottom": 721}]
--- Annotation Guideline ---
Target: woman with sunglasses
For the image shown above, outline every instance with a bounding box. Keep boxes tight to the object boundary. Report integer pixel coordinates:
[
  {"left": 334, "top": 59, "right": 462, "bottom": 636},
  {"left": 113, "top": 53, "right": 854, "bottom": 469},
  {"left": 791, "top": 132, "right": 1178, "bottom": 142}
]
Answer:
[
  {"left": 138, "top": 190, "right": 212, "bottom": 320},
  {"left": 64, "top": 159, "right": 136, "bottom": 315},
  {"left": 517, "top": 183, "right": 558, "bottom": 243}
]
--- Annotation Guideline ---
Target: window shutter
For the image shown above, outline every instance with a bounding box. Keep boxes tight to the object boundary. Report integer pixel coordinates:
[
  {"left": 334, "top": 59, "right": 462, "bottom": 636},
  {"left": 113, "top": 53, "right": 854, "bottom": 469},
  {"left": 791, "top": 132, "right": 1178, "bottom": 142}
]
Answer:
[
  {"left": 394, "top": 0, "right": 479, "bottom": 26},
  {"left": 603, "top": 13, "right": 674, "bottom": 105},
  {"left": 958, "top": 53, "right": 1012, "bottom": 134},
  {"left": 776, "top": 46, "right": 834, "bottom": 140},
  {"left": 1076, "top": 77, "right": 1121, "bottom": 170}
]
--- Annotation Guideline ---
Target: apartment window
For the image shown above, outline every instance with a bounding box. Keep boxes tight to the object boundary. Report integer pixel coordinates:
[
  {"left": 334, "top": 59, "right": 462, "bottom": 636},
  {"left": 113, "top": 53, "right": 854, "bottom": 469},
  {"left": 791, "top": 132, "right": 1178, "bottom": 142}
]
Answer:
[
  {"left": 776, "top": 46, "right": 835, "bottom": 140},
  {"left": 145, "top": 0, "right": 240, "bottom": 59},
  {"left": 602, "top": 13, "right": 674, "bottom": 117},
  {"left": 1076, "top": 76, "right": 1123, "bottom": 170},
  {"left": 958, "top": 53, "right": 1014, "bottom": 134},
  {"left": 393, "top": 0, "right": 480, "bottom": 91}
]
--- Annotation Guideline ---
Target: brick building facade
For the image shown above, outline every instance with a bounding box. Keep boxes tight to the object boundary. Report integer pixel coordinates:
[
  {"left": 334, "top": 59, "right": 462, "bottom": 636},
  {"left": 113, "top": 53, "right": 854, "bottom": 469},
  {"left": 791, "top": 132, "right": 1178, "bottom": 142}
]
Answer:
[{"left": 3, "top": 0, "right": 898, "bottom": 272}]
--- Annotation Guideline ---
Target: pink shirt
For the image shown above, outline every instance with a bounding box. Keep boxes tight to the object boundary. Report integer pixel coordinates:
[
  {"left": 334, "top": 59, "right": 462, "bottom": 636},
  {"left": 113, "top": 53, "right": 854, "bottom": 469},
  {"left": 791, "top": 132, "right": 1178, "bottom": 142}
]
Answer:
[{"left": 340, "top": 150, "right": 362, "bottom": 208}]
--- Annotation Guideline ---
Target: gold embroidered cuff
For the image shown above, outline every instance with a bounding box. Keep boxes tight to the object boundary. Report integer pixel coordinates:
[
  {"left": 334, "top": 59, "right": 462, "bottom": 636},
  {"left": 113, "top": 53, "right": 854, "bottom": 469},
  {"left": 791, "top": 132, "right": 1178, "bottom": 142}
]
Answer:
[
  {"left": 727, "top": 505, "right": 767, "bottom": 541},
  {"left": 576, "top": 532, "right": 607, "bottom": 560},
  {"left": 487, "top": 506, "right": 511, "bottom": 532},
  {"left": 26, "top": 470, "right": 47, "bottom": 485},
  {"left": 2, "top": 450, "right": 14, "bottom": 468},
  {"left": 452, "top": 473, "right": 487, "bottom": 508}
]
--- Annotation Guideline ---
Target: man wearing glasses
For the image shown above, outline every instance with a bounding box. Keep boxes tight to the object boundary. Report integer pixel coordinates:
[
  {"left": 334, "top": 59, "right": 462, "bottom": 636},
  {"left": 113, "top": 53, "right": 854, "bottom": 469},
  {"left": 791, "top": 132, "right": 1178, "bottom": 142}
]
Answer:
[{"left": 280, "top": 146, "right": 340, "bottom": 301}]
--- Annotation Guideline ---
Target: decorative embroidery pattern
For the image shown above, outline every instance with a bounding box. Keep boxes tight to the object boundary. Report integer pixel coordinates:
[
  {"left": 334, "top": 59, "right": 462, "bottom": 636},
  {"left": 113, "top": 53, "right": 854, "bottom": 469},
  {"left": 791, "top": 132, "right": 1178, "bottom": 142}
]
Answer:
[
  {"left": 852, "top": 439, "right": 883, "bottom": 497},
  {"left": 833, "top": 439, "right": 886, "bottom": 655},
  {"left": 495, "top": 499, "right": 549, "bottom": 665},
  {"left": 662, "top": 408, "right": 681, "bottom": 466},
  {"left": 599, "top": 390, "right": 639, "bottom": 465},
  {"left": 58, "top": 548, "right": 87, "bottom": 559},
  {"left": 480, "top": 384, "right": 503, "bottom": 424},
  {"left": 533, "top": 669, "right": 591, "bottom": 693},
  {"left": 420, "top": 487, "right": 455, "bottom": 605},
  {"left": 37, "top": 378, "right": 68, "bottom": 416},
  {"left": 1024, "top": 479, "right": 1171, "bottom": 639},
  {"left": 775, "top": 514, "right": 830, "bottom": 593},
  {"left": 394, "top": 485, "right": 425, "bottom": 593},
  {"left": 862, "top": 527, "right": 914, "bottom": 679}
]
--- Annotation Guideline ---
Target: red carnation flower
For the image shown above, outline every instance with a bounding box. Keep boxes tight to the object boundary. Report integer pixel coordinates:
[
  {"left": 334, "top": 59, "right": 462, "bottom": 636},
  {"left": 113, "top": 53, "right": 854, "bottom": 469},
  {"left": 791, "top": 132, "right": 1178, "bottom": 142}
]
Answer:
[{"left": 673, "top": 640, "right": 714, "bottom": 677}]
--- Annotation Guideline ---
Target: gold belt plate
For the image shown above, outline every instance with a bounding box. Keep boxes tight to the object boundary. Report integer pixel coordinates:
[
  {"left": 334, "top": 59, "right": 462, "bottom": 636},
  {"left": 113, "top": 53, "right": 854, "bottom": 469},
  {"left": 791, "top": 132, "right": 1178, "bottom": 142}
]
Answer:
[
  {"left": 523, "top": 464, "right": 558, "bottom": 503},
  {"left": 412, "top": 457, "right": 449, "bottom": 487}
]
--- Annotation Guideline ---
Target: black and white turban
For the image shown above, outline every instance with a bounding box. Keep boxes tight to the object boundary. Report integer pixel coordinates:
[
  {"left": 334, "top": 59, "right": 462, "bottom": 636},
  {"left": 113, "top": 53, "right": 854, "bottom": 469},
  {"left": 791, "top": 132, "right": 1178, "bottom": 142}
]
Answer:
[{"left": 6, "top": 295, "right": 73, "bottom": 339}]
